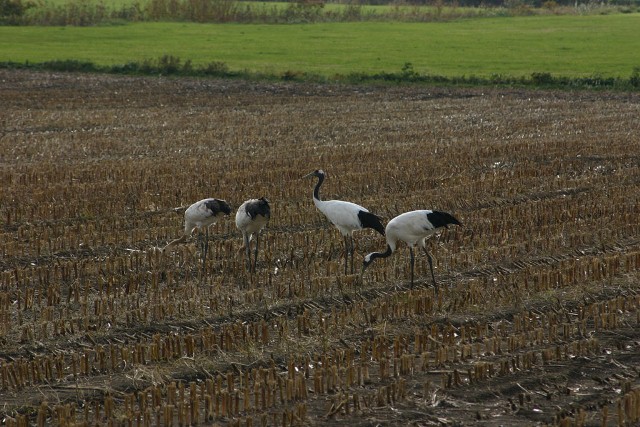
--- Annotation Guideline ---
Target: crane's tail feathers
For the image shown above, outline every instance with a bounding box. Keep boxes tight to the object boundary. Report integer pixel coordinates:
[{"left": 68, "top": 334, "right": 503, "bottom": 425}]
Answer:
[
  {"left": 427, "top": 211, "right": 462, "bottom": 228},
  {"left": 358, "top": 211, "right": 385, "bottom": 236}
]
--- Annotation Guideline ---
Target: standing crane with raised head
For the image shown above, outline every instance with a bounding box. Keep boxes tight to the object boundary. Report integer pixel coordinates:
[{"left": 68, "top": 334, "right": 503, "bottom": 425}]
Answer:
[
  {"left": 362, "top": 210, "right": 461, "bottom": 291},
  {"left": 164, "top": 198, "right": 232, "bottom": 276},
  {"left": 304, "top": 169, "right": 385, "bottom": 275},
  {"left": 236, "top": 197, "right": 271, "bottom": 273}
]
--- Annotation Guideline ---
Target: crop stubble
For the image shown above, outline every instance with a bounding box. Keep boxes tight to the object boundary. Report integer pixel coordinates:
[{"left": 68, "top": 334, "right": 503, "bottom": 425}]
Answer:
[{"left": 1, "top": 70, "right": 640, "bottom": 426}]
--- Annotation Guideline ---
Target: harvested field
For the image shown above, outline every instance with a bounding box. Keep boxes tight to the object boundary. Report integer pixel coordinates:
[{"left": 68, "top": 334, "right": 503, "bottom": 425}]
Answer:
[{"left": 1, "top": 69, "right": 640, "bottom": 426}]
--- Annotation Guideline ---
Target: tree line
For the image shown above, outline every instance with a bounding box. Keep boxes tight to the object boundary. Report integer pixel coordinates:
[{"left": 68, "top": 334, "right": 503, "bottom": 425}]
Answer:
[{"left": 1, "top": 0, "right": 638, "bottom": 26}]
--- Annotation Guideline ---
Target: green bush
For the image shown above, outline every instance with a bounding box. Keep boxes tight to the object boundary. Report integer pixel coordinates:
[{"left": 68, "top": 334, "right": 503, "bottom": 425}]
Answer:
[
  {"left": 145, "top": 0, "right": 241, "bottom": 22},
  {"left": 630, "top": 67, "right": 640, "bottom": 88},
  {"left": 531, "top": 71, "right": 554, "bottom": 85},
  {"left": 41, "top": 59, "right": 96, "bottom": 72},
  {"left": 156, "top": 54, "right": 181, "bottom": 74},
  {"left": 0, "top": 0, "right": 34, "bottom": 24},
  {"left": 203, "top": 61, "right": 229, "bottom": 76}
]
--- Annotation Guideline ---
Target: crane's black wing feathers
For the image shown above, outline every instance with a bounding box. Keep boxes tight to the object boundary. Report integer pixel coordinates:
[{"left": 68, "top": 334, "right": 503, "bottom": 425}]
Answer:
[
  {"left": 245, "top": 198, "right": 271, "bottom": 220},
  {"left": 426, "top": 211, "right": 462, "bottom": 229},
  {"left": 204, "top": 199, "right": 231, "bottom": 216},
  {"left": 358, "top": 210, "right": 385, "bottom": 236}
]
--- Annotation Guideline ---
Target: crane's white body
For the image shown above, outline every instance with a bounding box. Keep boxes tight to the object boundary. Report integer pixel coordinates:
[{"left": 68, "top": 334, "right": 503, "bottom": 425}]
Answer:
[
  {"left": 184, "top": 199, "right": 228, "bottom": 236},
  {"left": 363, "top": 209, "right": 461, "bottom": 290},
  {"left": 313, "top": 198, "right": 370, "bottom": 237},
  {"left": 236, "top": 201, "right": 269, "bottom": 238},
  {"left": 384, "top": 210, "right": 442, "bottom": 251},
  {"left": 163, "top": 198, "right": 231, "bottom": 258},
  {"left": 163, "top": 198, "right": 231, "bottom": 281},
  {"left": 304, "top": 169, "right": 385, "bottom": 275},
  {"left": 235, "top": 198, "right": 271, "bottom": 272}
]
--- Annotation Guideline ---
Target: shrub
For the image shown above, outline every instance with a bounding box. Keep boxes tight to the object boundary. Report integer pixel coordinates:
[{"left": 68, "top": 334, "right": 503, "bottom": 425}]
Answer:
[
  {"left": 280, "top": 2, "right": 324, "bottom": 23},
  {"left": 0, "top": 0, "right": 34, "bottom": 24},
  {"left": 109, "top": 62, "right": 143, "bottom": 74},
  {"left": 531, "top": 72, "right": 554, "bottom": 85},
  {"left": 630, "top": 66, "right": 640, "bottom": 88},
  {"left": 341, "top": 4, "right": 363, "bottom": 21},
  {"left": 203, "top": 61, "right": 229, "bottom": 76},
  {"left": 282, "top": 70, "right": 303, "bottom": 81},
  {"left": 401, "top": 62, "right": 418, "bottom": 79},
  {"left": 41, "top": 59, "right": 96, "bottom": 72},
  {"left": 156, "top": 54, "right": 182, "bottom": 74}
]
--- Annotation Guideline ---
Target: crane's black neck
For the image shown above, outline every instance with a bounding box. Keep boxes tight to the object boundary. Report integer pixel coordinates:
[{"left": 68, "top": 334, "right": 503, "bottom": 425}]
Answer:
[
  {"left": 370, "top": 244, "right": 393, "bottom": 261},
  {"left": 313, "top": 173, "right": 325, "bottom": 201}
]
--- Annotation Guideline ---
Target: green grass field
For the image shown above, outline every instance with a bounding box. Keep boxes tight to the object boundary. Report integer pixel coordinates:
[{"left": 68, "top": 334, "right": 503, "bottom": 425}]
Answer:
[{"left": 2, "top": 14, "right": 639, "bottom": 78}]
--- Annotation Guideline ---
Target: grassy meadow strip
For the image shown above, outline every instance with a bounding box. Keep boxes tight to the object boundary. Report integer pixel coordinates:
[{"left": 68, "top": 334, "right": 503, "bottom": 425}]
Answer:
[{"left": 2, "top": 15, "right": 640, "bottom": 79}]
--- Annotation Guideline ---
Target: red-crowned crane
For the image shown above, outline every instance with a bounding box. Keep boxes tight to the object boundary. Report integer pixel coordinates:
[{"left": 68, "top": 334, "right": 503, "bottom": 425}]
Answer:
[
  {"left": 362, "top": 210, "right": 461, "bottom": 291},
  {"left": 304, "top": 169, "right": 385, "bottom": 275},
  {"left": 164, "top": 198, "right": 231, "bottom": 276},
  {"left": 235, "top": 197, "right": 271, "bottom": 272}
]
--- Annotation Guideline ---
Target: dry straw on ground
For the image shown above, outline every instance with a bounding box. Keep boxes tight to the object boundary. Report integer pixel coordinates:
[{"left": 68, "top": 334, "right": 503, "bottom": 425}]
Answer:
[{"left": 1, "top": 70, "right": 640, "bottom": 426}]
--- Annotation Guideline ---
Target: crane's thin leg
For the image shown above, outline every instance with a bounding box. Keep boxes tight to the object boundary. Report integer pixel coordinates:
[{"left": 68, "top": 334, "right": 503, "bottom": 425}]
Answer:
[
  {"left": 244, "top": 233, "right": 251, "bottom": 272},
  {"left": 253, "top": 232, "right": 260, "bottom": 273},
  {"left": 196, "top": 231, "right": 203, "bottom": 272},
  {"left": 409, "top": 247, "right": 415, "bottom": 289},
  {"left": 423, "top": 248, "right": 437, "bottom": 294},
  {"left": 349, "top": 235, "right": 355, "bottom": 275},
  {"left": 201, "top": 228, "right": 209, "bottom": 282},
  {"left": 343, "top": 235, "right": 349, "bottom": 276}
]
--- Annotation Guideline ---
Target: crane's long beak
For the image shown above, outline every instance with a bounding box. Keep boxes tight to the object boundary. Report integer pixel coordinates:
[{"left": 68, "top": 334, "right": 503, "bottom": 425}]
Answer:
[{"left": 302, "top": 171, "right": 315, "bottom": 179}]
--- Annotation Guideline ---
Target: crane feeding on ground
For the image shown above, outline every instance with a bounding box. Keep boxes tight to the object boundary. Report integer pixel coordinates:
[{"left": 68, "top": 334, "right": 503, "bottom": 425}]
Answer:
[
  {"left": 362, "top": 209, "right": 461, "bottom": 291},
  {"left": 164, "top": 198, "right": 231, "bottom": 277},
  {"left": 235, "top": 197, "right": 271, "bottom": 273}
]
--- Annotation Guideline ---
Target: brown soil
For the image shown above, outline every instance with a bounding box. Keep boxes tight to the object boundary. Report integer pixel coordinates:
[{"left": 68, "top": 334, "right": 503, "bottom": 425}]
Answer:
[{"left": 1, "top": 69, "right": 640, "bottom": 426}]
